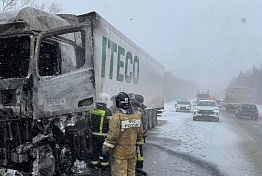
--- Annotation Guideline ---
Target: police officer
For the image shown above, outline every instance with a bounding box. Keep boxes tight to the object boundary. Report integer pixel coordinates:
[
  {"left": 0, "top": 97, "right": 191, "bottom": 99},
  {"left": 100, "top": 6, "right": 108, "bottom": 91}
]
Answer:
[
  {"left": 102, "top": 92, "right": 143, "bottom": 176},
  {"left": 89, "top": 93, "right": 112, "bottom": 168}
]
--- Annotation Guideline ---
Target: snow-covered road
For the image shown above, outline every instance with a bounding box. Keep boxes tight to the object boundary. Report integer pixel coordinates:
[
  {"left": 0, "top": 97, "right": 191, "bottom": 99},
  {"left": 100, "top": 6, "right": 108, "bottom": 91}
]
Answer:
[{"left": 144, "top": 101, "right": 262, "bottom": 176}]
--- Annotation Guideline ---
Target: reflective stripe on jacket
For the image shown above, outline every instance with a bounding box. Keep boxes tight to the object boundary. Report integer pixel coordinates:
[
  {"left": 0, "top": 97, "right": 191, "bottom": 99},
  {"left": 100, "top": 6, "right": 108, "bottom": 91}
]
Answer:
[
  {"left": 89, "top": 103, "right": 112, "bottom": 136},
  {"left": 102, "top": 111, "right": 143, "bottom": 158}
]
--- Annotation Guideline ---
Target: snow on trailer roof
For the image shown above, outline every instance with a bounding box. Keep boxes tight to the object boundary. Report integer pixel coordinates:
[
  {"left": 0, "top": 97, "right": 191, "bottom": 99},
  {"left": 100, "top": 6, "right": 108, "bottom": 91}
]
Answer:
[{"left": 0, "top": 7, "right": 70, "bottom": 33}]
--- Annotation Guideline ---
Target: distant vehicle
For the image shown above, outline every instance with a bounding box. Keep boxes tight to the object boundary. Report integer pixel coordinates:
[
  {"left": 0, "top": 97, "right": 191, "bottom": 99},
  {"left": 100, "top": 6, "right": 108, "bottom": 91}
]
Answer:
[
  {"left": 193, "top": 100, "right": 220, "bottom": 122},
  {"left": 196, "top": 89, "right": 210, "bottom": 102},
  {"left": 225, "top": 88, "right": 251, "bottom": 111},
  {"left": 235, "top": 104, "right": 259, "bottom": 120},
  {"left": 175, "top": 99, "right": 191, "bottom": 112}
]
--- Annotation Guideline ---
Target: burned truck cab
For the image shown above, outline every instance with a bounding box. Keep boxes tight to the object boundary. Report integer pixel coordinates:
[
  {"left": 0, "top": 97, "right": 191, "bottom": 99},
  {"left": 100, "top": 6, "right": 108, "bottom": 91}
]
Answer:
[{"left": 0, "top": 8, "right": 95, "bottom": 175}]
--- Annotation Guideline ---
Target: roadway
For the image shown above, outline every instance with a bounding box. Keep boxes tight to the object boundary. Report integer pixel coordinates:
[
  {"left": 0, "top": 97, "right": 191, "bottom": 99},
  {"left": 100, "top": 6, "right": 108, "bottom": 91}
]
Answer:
[{"left": 143, "top": 102, "right": 262, "bottom": 176}]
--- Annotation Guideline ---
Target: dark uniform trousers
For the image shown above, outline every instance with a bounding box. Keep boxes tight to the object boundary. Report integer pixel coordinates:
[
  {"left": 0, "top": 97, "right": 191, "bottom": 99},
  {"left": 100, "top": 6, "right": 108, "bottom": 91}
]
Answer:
[
  {"left": 136, "top": 139, "right": 144, "bottom": 169},
  {"left": 89, "top": 104, "right": 112, "bottom": 167},
  {"left": 91, "top": 135, "right": 109, "bottom": 166}
]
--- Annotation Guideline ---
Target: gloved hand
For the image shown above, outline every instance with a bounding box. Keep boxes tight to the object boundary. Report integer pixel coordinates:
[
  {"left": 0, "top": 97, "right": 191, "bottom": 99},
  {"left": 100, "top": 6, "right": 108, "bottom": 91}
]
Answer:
[{"left": 101, "top": 150, "right": 108, "bottom": 158}]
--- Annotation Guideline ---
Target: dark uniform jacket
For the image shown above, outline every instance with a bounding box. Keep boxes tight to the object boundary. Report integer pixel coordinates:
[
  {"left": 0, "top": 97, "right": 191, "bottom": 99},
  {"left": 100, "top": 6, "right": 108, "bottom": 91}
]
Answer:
[{"left": 89, "top": 102, "right": 112, "bottom": 136}]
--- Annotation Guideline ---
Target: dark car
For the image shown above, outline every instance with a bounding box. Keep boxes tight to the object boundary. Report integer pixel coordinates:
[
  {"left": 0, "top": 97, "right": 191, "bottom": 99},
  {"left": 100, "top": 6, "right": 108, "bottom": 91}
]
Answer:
[{"left": 235, "top": 104, "right": 259, "bottom": 120}]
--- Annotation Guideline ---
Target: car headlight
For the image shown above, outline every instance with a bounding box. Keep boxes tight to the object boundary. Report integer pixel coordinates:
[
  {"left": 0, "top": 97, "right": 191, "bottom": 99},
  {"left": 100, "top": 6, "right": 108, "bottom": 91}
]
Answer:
[
  {"left": 186, "top": 106, "right": 189, "bottom": 109},
  {"left": 213, "top": 109, "right": 219, "bottom": 113}
]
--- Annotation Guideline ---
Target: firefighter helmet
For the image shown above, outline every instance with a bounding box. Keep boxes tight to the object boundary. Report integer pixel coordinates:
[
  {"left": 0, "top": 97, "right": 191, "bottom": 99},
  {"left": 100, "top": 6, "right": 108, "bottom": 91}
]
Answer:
[
  {"left": 128, "top": 93, "right": 138, "bottom": 106},
  {"left": 128, "top": 93, "right": 135, "bottom": 100},
  {"left": 98, "top": 92, "right": 111, "bottom": 104},
  {"left": 135, "top": 94, "right": 144, "bottom": 104},
  {"left": 115, "top": 92, "right": 131, "bottom": 110}
]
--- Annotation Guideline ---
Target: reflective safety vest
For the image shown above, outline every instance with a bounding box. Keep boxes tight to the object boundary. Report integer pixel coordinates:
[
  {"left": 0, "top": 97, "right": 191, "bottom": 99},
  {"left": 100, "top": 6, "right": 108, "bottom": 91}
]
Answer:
[{"left": 89, "top": 107, "right": 112, "bottom": 136}]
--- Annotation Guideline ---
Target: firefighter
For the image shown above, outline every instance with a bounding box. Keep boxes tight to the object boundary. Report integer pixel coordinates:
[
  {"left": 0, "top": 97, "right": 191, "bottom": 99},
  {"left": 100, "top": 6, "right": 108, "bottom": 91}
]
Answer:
[
  {"left": 89, "top": 92, "right": 112, "bottom": 168},
  {"left": 129, "top": 94, "right": 147, "bottom": 170},
  {"left": 109, "top": 95, "right": 118, "bottom": 115},
  {"left": 134, "top": 94, "right": 147, "bottom": 132},
  {"left": 102, "top": 92, "right": 143, "bottom": 176}
]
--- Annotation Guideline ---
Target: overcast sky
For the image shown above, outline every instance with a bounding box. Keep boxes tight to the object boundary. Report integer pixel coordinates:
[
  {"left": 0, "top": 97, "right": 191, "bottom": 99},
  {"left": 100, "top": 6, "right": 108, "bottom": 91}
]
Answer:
[{"left": 56, "top": 0, "right": 262, "bottom": 92}]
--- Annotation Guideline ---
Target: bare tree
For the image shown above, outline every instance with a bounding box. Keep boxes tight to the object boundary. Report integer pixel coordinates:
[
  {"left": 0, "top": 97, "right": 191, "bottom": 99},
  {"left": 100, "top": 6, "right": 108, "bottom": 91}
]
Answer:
[{"left": 0, "top": 0, "right": 61, "bottom": 13}]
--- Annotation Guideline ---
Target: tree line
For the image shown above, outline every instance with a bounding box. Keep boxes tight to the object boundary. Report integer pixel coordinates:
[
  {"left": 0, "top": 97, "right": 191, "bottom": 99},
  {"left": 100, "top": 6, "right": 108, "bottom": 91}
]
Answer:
[
  {"left": 228, "top": 65, "right": 262, "bottom": 88},
  {"left": 228, "top": 65, "right": 262, "bottom": 104},
  {"left": 164, "top": 71, "right": 198, "bottom": 102}
]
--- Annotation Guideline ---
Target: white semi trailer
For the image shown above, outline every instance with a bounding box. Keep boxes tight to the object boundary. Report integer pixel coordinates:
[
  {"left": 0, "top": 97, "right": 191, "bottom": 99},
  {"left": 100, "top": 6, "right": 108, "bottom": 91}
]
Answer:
[
  {"left": 0, "top": 8, "right": 164, "bottom": 175},
  {"left": 225, "top": 88, "right": 250, "bottom": 111},
  {"left": 196, "top": 89, "right": 210, "bottom": 101}
]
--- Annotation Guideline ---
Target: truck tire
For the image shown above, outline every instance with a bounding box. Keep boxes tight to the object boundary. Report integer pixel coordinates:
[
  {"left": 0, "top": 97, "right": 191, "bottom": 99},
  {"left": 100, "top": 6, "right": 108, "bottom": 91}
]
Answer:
[
  {"left": 149, "top": 110, "right": 153, "bottom": 130},
  {"left": 237, "top": 114, "right": 241, "bottom": 118},
  {"left": 146, "top": 110, "right": 152, "bottom": 130},
  {"left": 152, "top": 109, "right": 157, "bottom": 128},
  {"left": 155, "top": 110, "right": 158, "bottom": 126},
  {"left": 252, "top": 116, "right": 258, "bottom": 121},
  {"left": 35, "top": 144, "right": 56, "bottom": 176},
  {"left": 59, "top": 143, "right": 76, "bottom": 175}
]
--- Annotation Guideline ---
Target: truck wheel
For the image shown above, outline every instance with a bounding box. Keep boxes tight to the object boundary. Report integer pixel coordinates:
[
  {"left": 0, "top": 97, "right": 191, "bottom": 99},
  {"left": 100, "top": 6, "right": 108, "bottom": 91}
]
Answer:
[
  {"left": 34, "top": 144, "right": 56, "bottom": 176},
  {"left": 150, "top": 110, "right": 154, "bottom": 129},
  {"left": 151, "top": 110, "right": 155, "bottom": 128},
  {"left": 193, "top": 117, "right": 197, "bottom": 121},
  {"left": 146, "top": 110, "right": 152, "bottom": 130},
  {"left": 253, "top": 116, "right": 258, "bottom": 121},
  {"left": 59, "top": 144, "right": 76, "bottom": 174},
  {"left": 152, "top": 109, "right": 157, "bottom": 128},
  {"left": 155, "top": 110, "right": 158, "bottom": 126}
]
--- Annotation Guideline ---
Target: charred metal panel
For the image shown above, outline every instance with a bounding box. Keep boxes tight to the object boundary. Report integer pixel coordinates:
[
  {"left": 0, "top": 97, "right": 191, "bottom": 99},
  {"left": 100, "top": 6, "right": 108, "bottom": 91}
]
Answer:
[
  {"left": 57, "top": 14, "right": 79, "bottom": 25},
  {"left": 0, "top": 22, "right": 30, "bottom": 36},
  {"left": 0, "top": 78, "right": 28, "bottom": 90},
  {"left": 1, "top": 90, "right": 16, "bottom": 106},
  {"left": 0, "top": 79, "right": 31, "bottom": 117},
  {"left": 0, "top": 7, "right": 70, "bottom": 33},
  {"left": 33, "top": 69, "right": 95, "bottom": 118}
]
